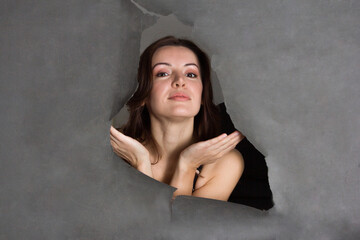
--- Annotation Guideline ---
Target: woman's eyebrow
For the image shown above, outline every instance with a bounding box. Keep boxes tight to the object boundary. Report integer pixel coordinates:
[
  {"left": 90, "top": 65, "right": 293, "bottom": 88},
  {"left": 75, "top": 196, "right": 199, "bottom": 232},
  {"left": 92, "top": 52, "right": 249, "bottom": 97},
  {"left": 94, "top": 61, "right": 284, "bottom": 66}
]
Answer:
[
  {"left": 152, "top": 62, "right": 199, "bottom": 70},
  {"left": 184, "top": 63, "right": 199, "bottom": 69},
  {"left": 152, "top": 62, "right": 171, "bottom": 70}
]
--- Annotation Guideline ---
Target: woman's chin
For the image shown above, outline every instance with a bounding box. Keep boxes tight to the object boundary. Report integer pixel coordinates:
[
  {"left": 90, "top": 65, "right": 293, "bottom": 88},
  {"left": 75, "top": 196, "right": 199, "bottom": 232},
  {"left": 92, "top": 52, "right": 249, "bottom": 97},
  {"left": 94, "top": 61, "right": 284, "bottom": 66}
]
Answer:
[
  {"left": 150, "top": 107, "right": 201, "bottom": 122},
  {"left": 172, "top": 108, "right": 200, "bottom": 116},
  {"left": 163, "top": 111, "right": 198, "bottom": 121}
]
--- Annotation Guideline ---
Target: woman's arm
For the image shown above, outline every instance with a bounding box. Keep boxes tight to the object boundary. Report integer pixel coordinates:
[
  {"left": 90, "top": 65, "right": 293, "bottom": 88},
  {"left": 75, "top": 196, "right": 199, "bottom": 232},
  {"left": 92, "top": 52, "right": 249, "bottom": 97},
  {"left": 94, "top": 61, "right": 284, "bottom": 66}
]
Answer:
[
  {"left": 170, "top": 131, "right": 243, "bottom": 201},
  {"left": 110, "top": 126, "right": 153, "bottom": 178},
  {"left": 170, "top": 150, "right": 243, "bottom": 201},
  {"left": 136, "top": 161, "right": 153, "bottom": 178},
  {"left": 169, "top": 160, "right": 198, "bottom": 200},
  {"left": 192, "top": 149, "right": 244, "bottom": 201}
]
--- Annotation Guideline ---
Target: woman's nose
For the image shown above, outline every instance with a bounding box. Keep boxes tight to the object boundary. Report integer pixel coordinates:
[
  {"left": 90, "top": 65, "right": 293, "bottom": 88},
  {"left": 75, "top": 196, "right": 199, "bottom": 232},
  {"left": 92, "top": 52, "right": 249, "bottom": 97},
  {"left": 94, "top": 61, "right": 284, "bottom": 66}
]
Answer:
[{"left": 172, "top": 74, "right": 186, "bottom": 88}]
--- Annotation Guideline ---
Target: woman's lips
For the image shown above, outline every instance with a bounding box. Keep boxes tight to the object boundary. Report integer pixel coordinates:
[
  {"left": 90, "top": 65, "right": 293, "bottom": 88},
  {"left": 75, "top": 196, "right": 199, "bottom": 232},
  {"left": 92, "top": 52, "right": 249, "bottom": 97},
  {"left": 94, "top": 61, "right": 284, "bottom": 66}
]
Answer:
[
  {"left": 169, "top": 92, "right": 190, "bottom": 101},
  {"left": 169, "top": 96, "right": 190, "bottom": 101}
]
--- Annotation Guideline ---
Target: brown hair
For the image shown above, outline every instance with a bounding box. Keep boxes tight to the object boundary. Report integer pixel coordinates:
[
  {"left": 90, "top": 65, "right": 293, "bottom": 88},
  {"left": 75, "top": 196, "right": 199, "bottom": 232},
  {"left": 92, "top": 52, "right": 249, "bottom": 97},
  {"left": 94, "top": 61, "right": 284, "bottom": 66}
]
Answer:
[{"left": 121, "top": 36, "right": 220, "bottom": 164}]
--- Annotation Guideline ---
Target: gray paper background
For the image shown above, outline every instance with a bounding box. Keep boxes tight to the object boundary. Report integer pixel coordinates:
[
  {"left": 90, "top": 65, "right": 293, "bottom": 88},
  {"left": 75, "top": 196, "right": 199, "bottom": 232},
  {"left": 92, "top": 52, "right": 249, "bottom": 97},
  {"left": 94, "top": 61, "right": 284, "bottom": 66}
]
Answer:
[{"left": 1, "top": 0, "right": 359, "bottom": 239}]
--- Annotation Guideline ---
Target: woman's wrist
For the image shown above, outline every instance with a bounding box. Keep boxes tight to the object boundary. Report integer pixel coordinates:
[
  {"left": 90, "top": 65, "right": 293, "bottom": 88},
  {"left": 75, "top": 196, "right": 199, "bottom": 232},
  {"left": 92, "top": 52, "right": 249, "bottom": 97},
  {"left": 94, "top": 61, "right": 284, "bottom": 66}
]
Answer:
[
  {"left": 134, "top": 149, "right": 150, "bottom": 167},
  {"left": 136, "top": 153, "right": 150, "bottom": 168},
  {"left": 178, "top": 156, "right": 198, "bottom": 173},
  {"left": 136, "top": 161, "right": 153, "bottom": 178}
]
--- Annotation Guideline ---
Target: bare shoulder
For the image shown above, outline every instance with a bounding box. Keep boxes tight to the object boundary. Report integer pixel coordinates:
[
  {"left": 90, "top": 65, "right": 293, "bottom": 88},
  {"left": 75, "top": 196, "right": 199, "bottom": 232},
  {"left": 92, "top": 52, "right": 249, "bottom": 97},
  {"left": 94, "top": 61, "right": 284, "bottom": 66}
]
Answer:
[{"left": 213, "top": 149, "right": 244, "bottom": 177}]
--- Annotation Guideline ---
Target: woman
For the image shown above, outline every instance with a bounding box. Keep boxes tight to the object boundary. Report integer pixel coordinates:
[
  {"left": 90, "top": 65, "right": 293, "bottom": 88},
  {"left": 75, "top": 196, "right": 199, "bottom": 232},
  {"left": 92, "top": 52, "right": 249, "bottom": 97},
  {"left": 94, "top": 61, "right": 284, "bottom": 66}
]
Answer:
[{"left": 110, "top": 36, "right": 244, "bottom": 201}]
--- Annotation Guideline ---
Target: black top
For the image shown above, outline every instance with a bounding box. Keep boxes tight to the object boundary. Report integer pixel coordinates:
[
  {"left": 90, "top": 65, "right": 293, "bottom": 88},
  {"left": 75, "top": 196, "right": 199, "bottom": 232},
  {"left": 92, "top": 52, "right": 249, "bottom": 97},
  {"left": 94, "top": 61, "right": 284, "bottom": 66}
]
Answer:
[
  {"left": 192, "top": 102, "right": 274, "bottom": 210},
  {"left": 192, "top": 165, "right": 203, "bottom": 192}
]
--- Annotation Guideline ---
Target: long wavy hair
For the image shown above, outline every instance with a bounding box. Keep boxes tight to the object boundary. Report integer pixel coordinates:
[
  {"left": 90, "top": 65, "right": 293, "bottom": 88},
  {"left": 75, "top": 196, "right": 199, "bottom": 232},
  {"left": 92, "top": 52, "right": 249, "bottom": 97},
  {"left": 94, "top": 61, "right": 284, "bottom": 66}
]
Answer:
[{"left": 121, "top": 36, "right": 220, "bottom": 164}]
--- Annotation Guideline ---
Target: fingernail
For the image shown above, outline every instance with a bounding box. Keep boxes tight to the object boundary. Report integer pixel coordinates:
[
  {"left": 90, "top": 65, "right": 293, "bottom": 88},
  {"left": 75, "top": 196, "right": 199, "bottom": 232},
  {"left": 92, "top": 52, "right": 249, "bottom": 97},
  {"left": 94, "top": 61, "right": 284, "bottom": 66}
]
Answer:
[{"left": 220, "top": 133, "right": 227, "bottom": 139}]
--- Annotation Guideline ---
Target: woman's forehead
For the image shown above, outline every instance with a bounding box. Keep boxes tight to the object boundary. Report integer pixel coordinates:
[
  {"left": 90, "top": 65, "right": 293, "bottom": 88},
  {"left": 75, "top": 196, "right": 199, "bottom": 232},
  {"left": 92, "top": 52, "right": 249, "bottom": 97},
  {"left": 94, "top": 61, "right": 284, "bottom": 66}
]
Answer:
[{"left": 152, "top": 46, "right": 199, "bottom": 66}]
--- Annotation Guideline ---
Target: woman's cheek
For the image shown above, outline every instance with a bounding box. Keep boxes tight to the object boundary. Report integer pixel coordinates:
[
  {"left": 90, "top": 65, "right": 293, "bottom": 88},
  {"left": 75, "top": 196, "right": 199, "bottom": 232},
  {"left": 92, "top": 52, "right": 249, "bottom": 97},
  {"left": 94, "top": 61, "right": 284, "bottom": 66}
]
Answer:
[{"left": 151, "top": 82, "right": 168, "bottom": 103}]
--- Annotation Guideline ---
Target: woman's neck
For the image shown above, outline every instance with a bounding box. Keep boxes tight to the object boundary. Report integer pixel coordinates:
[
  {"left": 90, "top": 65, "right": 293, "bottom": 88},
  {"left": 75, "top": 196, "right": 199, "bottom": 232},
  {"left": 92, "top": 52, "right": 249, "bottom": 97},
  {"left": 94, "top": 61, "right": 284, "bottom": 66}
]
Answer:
[{"left": 149, "top": 115, "right": 195, "bottom": 162}]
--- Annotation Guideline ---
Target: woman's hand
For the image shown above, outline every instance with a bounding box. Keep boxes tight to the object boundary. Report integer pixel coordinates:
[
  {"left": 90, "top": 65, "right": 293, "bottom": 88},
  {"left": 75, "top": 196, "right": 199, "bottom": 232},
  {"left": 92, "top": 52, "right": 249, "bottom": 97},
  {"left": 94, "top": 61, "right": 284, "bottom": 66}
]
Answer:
[
  {"left": 110, "top": 126, "right": 150, "bottom": 169},
  {"left": 179, "top": 131, "right": 244, "bottom": 171}
]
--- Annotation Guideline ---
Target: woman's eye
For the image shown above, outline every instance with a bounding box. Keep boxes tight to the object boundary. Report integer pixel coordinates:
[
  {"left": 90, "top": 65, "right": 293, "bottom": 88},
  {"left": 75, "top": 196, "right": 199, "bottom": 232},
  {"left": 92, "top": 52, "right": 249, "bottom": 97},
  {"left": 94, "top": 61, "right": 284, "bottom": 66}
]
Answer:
[
  {"left": 186, "top": 73, "right": 197, "bottom": 78},
  {"left": 156, "top": 72, "right": 169, "bottom": 77}
]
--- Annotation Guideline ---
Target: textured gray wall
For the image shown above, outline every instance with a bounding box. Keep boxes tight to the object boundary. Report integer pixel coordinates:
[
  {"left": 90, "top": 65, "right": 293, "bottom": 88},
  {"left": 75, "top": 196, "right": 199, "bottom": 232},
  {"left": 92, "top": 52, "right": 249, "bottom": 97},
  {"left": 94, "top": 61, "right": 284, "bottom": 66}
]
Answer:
[{"left": 1, "top": 0, "right": 359, "bottom": 239}]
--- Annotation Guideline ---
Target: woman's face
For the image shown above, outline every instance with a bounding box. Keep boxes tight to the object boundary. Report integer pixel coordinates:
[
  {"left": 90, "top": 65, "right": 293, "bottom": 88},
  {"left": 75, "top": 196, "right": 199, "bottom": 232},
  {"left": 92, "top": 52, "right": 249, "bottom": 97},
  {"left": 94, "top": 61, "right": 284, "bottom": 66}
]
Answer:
[{"left": 146, "top": 46, "right": 203, "bottom": 121}]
